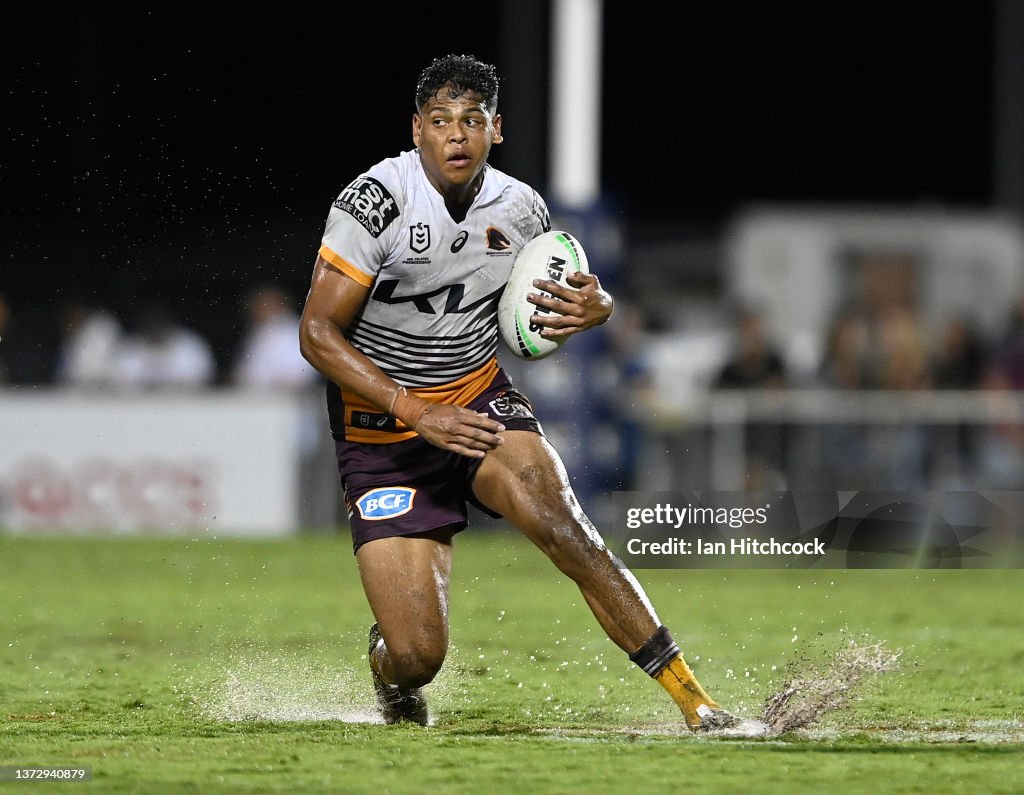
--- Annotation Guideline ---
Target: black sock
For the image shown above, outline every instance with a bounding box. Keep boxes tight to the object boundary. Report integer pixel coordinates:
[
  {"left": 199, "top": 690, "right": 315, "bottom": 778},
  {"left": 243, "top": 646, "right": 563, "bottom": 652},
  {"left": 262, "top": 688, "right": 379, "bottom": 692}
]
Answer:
[{"left": 628, "top": 625, "right": 681, "bottom": 677}]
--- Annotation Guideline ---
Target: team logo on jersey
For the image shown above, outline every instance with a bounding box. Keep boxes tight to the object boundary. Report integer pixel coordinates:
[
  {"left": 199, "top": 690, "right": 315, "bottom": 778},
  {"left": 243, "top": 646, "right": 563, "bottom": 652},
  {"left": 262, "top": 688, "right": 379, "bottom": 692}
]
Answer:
[
  {"left": 333, "top": 175, "right": 399, "bottom": 238},
  {"left": 451, "top": 230, "right": 469, "bottom": 253},
  {"left": 486, "top": 226, "right": 511, "bottom": 251},
  {"left": 355, "top": 487, "right": 416, "bottom": 521},
  {"left": 410, "top": 222, "right": 431, "bottom": 253},
  {"left": 488, "top": 393, "right": 533, "bottom": 420}
]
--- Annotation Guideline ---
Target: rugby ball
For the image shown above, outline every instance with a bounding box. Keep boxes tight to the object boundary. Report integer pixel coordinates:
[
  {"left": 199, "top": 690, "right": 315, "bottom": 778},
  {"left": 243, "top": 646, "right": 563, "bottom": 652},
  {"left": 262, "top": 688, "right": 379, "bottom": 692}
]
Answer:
[{"left": 498, "top": 231, "right": 590, "bottom": 360}]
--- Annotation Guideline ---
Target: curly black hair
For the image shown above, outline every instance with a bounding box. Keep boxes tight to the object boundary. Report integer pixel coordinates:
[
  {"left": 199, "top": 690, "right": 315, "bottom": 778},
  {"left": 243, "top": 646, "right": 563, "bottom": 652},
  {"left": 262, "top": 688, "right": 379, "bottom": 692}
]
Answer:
[{"left": 414, "top": 54, "right": 500, "bottom": 113}]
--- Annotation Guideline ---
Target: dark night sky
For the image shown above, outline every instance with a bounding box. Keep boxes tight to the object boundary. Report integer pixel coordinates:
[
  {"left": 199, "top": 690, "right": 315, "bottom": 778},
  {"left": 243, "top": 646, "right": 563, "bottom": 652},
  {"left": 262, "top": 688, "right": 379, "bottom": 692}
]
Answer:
[{"left": 1, "top": 2, "right": 996, "bottom": 373}]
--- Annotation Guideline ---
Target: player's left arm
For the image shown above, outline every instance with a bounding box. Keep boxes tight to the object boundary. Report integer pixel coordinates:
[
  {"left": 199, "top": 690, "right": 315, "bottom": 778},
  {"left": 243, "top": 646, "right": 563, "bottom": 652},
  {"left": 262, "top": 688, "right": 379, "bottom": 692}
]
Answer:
[{"left": 527, "top": 271, "right": 614, "bottom": 338}]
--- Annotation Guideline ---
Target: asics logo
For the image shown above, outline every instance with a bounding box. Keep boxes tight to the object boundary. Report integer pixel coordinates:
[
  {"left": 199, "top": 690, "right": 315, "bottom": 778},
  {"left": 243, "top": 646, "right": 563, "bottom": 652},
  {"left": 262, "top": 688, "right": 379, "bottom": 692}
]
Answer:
[{"left": 451, "top": 230, "right": 469, "bottom": 253}]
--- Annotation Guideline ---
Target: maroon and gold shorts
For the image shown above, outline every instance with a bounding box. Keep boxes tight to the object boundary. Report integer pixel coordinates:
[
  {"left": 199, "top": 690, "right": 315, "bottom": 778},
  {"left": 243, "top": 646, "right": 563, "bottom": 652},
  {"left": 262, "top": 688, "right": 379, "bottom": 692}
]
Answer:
[{"left": 334, "top": 370, "right": 542, "bottom": 552}]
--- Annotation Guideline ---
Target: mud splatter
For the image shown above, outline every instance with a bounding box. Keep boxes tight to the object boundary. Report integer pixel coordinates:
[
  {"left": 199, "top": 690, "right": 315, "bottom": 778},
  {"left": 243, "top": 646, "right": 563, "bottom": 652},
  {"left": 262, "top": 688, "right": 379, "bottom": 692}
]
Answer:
[{"left": 760, "top": 636, "right": 901, "bottom": 735}]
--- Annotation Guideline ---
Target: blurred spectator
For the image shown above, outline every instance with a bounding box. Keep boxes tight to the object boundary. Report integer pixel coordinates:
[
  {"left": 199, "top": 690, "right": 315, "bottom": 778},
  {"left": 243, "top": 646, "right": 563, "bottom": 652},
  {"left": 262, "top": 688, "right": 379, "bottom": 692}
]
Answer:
[
  {"left": 842, "top": 249, "right": 929, "bottom": 390},
  {"left": 714, "top": 305, "right": 787, "bottom": 488},
  {"left": 604, "top": 296, "right": 659, "bottom": 407},
  {"left": 714, "top": 305, "right": 786, "bottom": 388},
  {"left": 867, "top": 306, "right": 932, "bottom": 488},
  {"left": 602, "top": 296, "right": 659, "bottom": 489},
  {"left": 816, "top": 312, "right": 872, "bottom": 487},
  {"left": 54, "top": 296, "right": 123, "bottom": 388},
  {"left": 873, "top": 306, "right": 931, "bottom": 390},
  {"left": 818, "top": 309, "right": 872, "bottom": 389},
  {"left": 815, "top": 303, "right": 935, "bottom": 488},
  {"left": 0, "top": 291, "right": 53, "bottom": 385},
  {"left": 112, "top": 305, "right": 216, "bottom": 390},
  {"left": 927, "top": 316, "right": 987, "bottom": 484},
  {"left": 971, "top": 298, "right": 1024, "bottom": 486},
  {"left": 989, "top": 292, "right": 1024, "bottom": 389},
  {"left": 933, "top": 316, "right": 986, "bottom": 390},
  {"left": 232, "top": 284, "right": 318, "bottom": 389}
]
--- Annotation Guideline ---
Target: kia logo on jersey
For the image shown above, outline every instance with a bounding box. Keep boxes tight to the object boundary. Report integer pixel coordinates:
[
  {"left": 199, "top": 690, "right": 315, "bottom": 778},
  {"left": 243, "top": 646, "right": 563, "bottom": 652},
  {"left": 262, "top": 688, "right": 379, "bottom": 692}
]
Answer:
[
  {"left": 410, "top": 222, "right": 431, "bottom": 253},
  {"left": 451, "top": 230, "right": 469, "bottom": 253}
]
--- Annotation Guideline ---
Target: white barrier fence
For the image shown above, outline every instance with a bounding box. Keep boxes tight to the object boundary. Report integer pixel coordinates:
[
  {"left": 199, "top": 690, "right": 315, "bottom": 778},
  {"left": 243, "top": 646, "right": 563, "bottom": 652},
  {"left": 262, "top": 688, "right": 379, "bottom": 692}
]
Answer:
[
  {"left": 4, "top": 388, "right": 1023, "bottom": 535},
  {"left": 635, "top": 389, "right": 1024, "bottom": 492},
  {"left": 0, "top": 390, "right": 334, "bottom": 536}
]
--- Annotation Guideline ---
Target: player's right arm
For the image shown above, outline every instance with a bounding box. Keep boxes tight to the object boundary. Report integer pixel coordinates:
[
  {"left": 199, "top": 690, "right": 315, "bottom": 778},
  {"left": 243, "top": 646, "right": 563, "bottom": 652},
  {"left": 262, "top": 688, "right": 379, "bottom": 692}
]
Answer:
[{"left": 298, "top": 255, "right": 506, "bottom": 458}]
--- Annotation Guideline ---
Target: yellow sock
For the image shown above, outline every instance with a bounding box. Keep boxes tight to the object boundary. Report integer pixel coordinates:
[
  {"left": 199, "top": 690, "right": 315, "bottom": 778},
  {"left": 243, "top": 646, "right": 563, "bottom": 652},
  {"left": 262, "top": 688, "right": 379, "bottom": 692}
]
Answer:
[{"left": 654, "top": 655, "right": 719, "bottom": 728}]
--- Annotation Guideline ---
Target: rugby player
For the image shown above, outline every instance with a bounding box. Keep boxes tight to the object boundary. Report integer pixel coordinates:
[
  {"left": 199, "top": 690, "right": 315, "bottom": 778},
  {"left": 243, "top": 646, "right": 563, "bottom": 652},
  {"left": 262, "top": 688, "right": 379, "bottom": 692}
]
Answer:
[{"left": 299, "top": 54, "right": 744, "bottom": 733}]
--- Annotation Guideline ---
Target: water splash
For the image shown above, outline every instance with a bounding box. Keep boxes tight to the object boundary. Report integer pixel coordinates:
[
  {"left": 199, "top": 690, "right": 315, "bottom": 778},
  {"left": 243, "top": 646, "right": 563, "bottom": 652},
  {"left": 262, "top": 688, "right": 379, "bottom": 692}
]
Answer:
[
  {"left": 190, "top": 641, "right": 478, "bottom": 725},
  {"left": 760, "top": 635, "right": 901, "bottom": 735},
  {"left": 197, "top": 649, "right": 381, "bottom": 723}
]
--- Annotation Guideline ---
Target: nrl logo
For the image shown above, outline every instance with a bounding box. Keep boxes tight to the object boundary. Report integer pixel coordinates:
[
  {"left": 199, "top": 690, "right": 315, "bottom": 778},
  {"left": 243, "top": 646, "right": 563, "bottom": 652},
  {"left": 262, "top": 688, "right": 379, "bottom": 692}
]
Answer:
[{"left": 410, "top": 222, "right": 431, "bottom": 253}]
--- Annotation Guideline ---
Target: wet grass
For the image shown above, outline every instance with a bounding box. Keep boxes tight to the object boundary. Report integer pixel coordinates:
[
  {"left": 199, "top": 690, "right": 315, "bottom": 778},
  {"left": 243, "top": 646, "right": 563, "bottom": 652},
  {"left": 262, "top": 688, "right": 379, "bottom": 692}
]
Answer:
[{"left": 0, "top": 532, "right": 1022, "bottom": 793}]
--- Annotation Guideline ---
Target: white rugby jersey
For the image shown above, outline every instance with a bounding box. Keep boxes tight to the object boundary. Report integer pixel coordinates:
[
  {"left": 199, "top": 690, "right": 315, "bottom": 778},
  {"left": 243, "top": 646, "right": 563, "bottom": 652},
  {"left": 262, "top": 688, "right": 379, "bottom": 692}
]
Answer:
[{"left": 318, "top": 148, "right": 550, "bottom": 443}]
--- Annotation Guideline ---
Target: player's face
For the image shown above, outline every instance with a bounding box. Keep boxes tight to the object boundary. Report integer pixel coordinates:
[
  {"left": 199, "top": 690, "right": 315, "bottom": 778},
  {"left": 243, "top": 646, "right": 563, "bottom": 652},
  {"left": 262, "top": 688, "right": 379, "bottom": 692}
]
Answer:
[{"left": 413, "top": 88, "right": 503, "bottom": 201}]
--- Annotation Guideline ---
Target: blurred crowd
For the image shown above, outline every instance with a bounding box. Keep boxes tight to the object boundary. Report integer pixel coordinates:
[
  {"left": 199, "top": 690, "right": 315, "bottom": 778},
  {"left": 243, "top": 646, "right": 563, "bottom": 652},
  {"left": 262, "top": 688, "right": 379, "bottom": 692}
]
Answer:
[
  {"left": 0, "top": 284, "right": 318, "bottom": 391},
  {"left": 713, "top": 251, "right": 1022, "bottom": 394},
  {"left": 4, "top": 270, "right": 1024, "bottom": 396},
  {"left": 4, "top": 259, "right": 1024, "bottom": 495},
  {"left": 697, "top": 254, "right": 1024, "bottom": 490}
]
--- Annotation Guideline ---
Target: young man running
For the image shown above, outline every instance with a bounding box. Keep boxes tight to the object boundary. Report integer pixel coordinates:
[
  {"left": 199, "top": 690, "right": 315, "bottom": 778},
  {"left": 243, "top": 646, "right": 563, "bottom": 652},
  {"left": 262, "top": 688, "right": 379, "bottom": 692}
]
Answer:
[{"left": 299, "top": 53, "right": 756, "bottom": 734}]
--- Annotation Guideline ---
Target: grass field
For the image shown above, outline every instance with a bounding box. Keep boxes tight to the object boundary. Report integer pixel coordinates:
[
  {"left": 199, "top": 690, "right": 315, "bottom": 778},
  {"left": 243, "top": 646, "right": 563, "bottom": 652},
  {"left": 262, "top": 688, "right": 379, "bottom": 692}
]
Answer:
[{"left": 1, "top": 531, "right": 1022, "bottom": 794}]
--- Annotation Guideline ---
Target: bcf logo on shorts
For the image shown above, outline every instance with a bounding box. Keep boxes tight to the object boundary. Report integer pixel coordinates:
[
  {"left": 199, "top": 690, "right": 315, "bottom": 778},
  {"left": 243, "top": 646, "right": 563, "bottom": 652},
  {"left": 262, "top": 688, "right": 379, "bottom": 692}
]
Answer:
[{"left": 356, "top": 487, "right": 416, "bottom": 521}]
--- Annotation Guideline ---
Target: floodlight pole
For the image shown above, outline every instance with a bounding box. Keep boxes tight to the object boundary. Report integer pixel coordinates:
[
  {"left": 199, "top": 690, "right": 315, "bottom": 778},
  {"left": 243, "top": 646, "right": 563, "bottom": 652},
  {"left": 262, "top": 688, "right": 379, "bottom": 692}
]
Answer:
[{"left": 550, "top": 0, "right": 603, "bottom": 209}]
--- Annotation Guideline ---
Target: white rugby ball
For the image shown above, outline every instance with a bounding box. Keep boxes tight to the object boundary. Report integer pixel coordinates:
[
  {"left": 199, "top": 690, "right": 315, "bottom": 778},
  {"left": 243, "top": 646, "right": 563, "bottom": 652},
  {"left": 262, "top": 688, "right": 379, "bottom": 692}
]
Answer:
[{"left": 498, "top": 230, "right": 590, "bottom": 360}]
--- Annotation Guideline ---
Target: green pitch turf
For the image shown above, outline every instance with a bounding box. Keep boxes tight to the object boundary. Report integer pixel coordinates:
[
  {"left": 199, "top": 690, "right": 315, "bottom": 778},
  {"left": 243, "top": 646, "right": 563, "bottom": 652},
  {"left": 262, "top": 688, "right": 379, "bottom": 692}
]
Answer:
[{"left": 0, "top": 532, "right": 1021, "bottom": 794}]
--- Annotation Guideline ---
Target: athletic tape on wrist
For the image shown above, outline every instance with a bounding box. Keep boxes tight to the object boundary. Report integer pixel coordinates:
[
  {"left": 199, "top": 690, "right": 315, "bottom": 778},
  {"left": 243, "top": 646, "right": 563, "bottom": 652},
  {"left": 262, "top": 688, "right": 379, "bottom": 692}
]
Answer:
[
  {"left": 391, "top": 388, "right": 429, "bottom": 429},
  {"left": 387, "top": 386, "right": 404, "bottom": 416}
]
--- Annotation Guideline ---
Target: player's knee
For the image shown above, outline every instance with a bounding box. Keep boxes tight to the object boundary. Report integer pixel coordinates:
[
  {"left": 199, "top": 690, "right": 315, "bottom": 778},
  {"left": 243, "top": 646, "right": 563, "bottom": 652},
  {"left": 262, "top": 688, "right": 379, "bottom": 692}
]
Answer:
[{"left": 388, "top": 643, "right": 447, "bottom": 689}]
